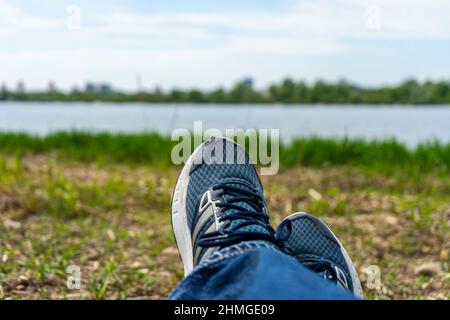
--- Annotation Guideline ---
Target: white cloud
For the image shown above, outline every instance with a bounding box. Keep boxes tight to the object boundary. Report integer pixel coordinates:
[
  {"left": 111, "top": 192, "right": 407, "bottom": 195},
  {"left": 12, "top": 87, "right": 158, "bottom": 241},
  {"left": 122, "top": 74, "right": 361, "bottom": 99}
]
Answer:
[
  {"left": 0, "top": 0, "right": 449, "bottom": 89},
  {"left": 0, "top": 0, "right": 64, "bottom": 31},
  {"left": 93, "top": 0, "right": 450, "bottom": 40},
  {"left": 0, "top": 0, "right": 17, "bottom": 15},
  {"left": 371, "top": 0, "right": 450, "bottom": 39}
]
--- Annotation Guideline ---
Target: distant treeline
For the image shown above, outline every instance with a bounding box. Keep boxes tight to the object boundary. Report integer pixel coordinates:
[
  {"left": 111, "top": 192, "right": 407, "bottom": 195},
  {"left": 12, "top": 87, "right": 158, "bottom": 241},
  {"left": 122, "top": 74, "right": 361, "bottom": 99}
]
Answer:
[{"left": 1, "top": 78, "right": 450, "bottom": 104}]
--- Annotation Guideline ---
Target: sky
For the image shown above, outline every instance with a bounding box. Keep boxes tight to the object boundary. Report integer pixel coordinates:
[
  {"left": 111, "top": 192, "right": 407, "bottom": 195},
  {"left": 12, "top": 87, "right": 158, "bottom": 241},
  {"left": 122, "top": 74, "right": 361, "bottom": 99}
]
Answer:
[{"left": 0, "top": 0, "right": 449, "bottom": 91}]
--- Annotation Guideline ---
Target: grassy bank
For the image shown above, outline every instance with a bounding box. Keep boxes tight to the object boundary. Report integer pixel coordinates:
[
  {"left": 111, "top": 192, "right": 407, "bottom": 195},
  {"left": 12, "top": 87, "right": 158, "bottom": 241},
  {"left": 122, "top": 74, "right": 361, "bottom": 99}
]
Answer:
[
  {"left": 0, "top": 132, "right": 449, "bottom": 299},
  {"left": 0, "top": 132, "right": 450, "bottom": 175},
  {"left": 0, "top": 154, "right": 448, "bottom": 299}
]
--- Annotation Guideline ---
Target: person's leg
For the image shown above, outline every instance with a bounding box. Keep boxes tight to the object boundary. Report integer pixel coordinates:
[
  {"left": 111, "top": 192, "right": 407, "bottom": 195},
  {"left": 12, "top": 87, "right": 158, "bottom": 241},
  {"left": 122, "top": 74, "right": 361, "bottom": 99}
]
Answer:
[{"left": 169, "top": 241, "right": 356, "bottom": 300}]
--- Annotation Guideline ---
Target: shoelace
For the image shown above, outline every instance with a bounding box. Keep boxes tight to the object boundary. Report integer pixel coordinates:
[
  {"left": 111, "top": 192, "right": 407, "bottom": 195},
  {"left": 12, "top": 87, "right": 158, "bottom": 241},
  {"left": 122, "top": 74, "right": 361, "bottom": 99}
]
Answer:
[{"left": 197, "top": 183, "right": 277, "bottom": 248}]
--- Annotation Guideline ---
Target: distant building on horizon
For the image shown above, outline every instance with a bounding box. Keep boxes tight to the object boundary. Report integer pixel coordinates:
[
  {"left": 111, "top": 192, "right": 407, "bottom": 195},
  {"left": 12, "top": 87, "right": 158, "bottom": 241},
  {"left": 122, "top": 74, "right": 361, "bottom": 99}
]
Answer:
[
  {"left": 136, "top": 74, "right": 143, "bottom": 92},
  {"left": 241, "top": 77, "right": 254, "bottom": 88},
  {"left": 48, "top": 81, "right": 57, "bottom": 93},
  {"left": 85, "top": 82, "right": 113, "bottom": 93},
  {"left": 99, "top": 83, "right": 112, "bottom": 93},
  {"left": 16, "top": 81, "right": 25, "bottom": 93},
  {"left": 85, "top": 82, "right": 96, "bottom": 92}
]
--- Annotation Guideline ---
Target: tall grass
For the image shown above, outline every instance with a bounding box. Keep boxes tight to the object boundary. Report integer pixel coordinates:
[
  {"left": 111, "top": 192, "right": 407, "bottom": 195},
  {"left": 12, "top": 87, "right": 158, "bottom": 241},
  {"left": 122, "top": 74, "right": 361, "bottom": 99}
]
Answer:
[
  {"left": 281, "top": 137, "right": 450, "bottom": 174},
  {"left": 0, "top": 132, "right": 174, "bottom": 165},
  {"left": 0, "top": 131, "right": 449, "bottom": 174}
]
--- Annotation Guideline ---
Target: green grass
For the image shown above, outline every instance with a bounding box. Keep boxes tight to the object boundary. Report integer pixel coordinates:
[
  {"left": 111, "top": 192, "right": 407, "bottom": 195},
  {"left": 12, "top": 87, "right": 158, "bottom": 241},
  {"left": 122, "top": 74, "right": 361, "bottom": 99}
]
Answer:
[
  {"left": 0, "top": 132, "right": 173, "bottom": 165},
  {"left": 0, "top": 154, "right": 448, "bottom": 299},
  {"left": 280, "top": 137, "right": 450, "bottom": 174},
  {"left": 0, "top": 132, "right": 449, "bottom": 175},
  {"left": 0, "top": 132, "right": 450, "bottom": 299},
  {"left": 0, "top": 131, "right": 449, "bottom": 299}
]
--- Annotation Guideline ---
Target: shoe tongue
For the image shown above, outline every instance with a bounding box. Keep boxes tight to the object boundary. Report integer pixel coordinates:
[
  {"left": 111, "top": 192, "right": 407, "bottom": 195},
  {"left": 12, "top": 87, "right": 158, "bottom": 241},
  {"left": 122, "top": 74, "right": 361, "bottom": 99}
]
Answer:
[
  {"left": 218, "top": 182, "right": 272, "bottom": 237},
  {"left": 275, "top": 219, "right": 292, "bottom": 243}
]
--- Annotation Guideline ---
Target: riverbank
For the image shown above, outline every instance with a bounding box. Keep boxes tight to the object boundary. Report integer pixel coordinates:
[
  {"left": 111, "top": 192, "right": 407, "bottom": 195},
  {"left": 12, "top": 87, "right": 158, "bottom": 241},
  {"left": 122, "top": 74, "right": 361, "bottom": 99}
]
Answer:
[
  {"left": 0, "top": 153, "right": 448, "bottom": 299},
  {"left": 0, "top": 132, "right": 449, "bottom": 175}
]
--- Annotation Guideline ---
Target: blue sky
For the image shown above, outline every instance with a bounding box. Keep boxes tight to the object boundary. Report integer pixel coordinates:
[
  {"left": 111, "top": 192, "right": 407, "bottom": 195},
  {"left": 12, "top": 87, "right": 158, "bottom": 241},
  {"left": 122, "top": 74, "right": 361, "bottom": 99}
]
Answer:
[{"left": 1, "top": 0, "right": 449, "bottom": 91}]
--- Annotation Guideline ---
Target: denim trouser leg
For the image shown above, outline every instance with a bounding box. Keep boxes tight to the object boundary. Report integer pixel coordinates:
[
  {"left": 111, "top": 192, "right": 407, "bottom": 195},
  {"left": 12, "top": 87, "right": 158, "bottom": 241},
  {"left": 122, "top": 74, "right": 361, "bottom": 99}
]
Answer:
[{"left": 169, "top": 242, "right": 357, "bottom": 300}]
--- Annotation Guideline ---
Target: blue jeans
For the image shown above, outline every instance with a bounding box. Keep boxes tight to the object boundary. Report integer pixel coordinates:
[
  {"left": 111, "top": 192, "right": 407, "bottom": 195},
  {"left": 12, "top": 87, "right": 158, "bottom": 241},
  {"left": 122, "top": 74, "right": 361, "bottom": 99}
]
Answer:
[{"left": 169, "top": 241, "right": 357, "bottom": 300}]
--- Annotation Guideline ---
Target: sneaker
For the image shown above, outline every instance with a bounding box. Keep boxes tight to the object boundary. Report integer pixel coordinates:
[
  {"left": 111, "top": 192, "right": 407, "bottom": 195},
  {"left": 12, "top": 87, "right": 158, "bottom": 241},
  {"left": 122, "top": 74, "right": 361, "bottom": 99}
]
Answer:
[
  {"left": 275, "top": 212, "right": 363, "bottom": 297},
  {"left": 171, "top": 137, "right": 276, "bottom": 276}
]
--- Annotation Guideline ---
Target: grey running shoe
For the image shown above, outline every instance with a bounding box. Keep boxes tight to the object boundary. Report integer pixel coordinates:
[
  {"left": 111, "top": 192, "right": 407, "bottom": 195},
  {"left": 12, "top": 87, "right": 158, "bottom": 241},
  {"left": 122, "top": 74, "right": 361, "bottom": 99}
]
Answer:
[
  {"left": 171, "top": 137, "right": 276, "bottom": 275},
  {"left": 276, "top": 212, "right": 363, "bottom": 297}
]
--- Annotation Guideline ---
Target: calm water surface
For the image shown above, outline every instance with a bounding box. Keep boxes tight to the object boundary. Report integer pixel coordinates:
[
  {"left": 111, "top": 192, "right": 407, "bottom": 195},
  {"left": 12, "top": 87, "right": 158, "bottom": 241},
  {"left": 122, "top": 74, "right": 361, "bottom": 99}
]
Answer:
[{"left": 1, "top": 102, "right": 450, "bottom": 146}]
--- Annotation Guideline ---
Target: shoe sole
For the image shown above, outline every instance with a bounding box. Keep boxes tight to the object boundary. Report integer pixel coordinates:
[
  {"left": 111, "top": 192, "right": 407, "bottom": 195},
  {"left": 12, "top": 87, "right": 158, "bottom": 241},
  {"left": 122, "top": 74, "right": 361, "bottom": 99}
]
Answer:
[{"left": 284, "top": 212, "right": 364, "bottom": 298}]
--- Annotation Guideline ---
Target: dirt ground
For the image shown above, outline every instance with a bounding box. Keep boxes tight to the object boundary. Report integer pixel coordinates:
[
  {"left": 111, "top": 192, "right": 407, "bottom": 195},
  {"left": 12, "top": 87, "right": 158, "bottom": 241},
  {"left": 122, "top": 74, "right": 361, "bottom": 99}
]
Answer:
[{"left": 0, "top": 155, "right": 448, "bottom": 299}]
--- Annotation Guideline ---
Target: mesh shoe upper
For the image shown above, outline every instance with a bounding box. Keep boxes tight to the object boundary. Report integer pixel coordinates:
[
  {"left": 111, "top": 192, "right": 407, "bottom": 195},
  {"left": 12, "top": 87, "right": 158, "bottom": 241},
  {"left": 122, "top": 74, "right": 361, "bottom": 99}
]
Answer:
[
  {"left": 276, "top": 212, "right": 363, "bottom": 297},
  {"left": 186, "top": 138, "right": 275, "bottom": 265}
]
